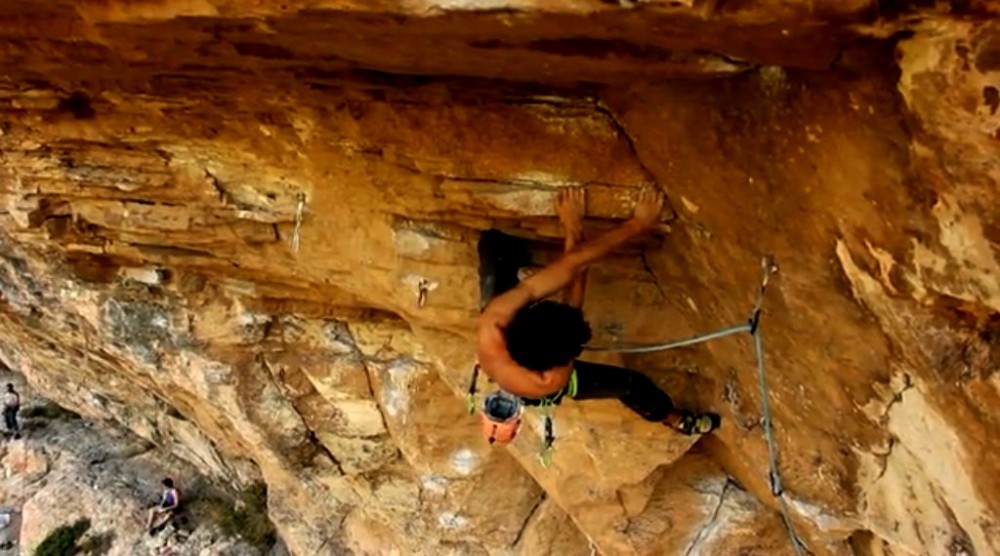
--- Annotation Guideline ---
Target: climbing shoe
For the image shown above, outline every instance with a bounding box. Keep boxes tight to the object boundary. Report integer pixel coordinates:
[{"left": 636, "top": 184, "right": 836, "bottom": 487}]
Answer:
[{"left": 667, "top": 411, "right": 721, "bottom": 436}]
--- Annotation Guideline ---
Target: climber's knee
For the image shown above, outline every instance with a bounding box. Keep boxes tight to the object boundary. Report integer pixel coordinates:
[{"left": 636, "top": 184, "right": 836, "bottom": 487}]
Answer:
[
  {"left": 633, "top": 406, "right": 671, "bottom": 422},
  {"left": 626, "top": 371, "right": 674, "bottom": 405},
  {"left": 618, "top": 370, "right": 675, "bottom": 422}
]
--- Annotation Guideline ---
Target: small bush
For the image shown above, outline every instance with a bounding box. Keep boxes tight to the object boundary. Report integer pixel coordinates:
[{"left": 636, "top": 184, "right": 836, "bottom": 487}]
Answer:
[
  {"left": 34, "top": 518, "right": 91, "bottom": 556},
  {"left": 76, "top": 531, "right": 114, "bottom": 556},
  {"left": 22, "top": 402, "right": 81, "bottom": 421},
  {"left": 190, "top": 482, "right": 275, "bottom": 551}
]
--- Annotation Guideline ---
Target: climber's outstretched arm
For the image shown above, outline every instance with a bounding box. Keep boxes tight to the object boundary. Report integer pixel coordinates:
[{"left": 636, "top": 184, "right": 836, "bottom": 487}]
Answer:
[
  {"left": 558, "top": 187, "right": 588, "bottom": 309},
  {"left": 483, "top": 187, "right": 665, "bottom": 320}
]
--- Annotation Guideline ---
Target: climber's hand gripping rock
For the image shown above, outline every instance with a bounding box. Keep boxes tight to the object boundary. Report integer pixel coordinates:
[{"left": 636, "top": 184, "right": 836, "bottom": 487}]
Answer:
[
  {"left": 557, "top": 187, "right": 587, "bottom": 309},
  {"left": 556, "top": 186, "right": 586, "bottom": 241},
  {"left": 630, "top": 186, "right": 666, "bottom": 231}
]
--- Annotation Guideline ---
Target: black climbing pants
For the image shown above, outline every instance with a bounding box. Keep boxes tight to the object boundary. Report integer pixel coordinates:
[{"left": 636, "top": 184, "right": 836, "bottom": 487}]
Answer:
[
  {"left": 477, "top": 229, "right": 675, "bottom": 422},
  {"left": 569, "top": 360, "right": 675, "bottom": 421},
  {"left": 3, "top": 406, "right": 18, "bottom": 432}
]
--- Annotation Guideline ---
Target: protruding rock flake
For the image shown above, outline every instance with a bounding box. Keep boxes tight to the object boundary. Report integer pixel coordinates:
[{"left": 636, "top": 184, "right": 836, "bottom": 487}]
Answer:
[{"left": 0, "top": 1, "right": 997, "bottom": 555}]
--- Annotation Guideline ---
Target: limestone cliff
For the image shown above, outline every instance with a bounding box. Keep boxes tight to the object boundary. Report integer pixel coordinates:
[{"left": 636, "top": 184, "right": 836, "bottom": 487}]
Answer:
[
  {"left": 0, "top": 1, "right": 997, "bottom": 555},
  {"left": 0, "top": 374, "right": 263, "bottom": 555}
]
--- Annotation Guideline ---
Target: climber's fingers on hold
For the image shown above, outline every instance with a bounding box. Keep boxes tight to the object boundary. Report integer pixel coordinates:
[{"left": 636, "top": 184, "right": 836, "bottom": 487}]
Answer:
[
  {"left": 555, "top": 187, "right": 586, "bottom": 228},
  {"left": 638, "top": 186, "right": 665, "bottom": 210},
  {"left": 555, "top": 186, "right": 584, "bottom": 207},
  {"left": 555, "top": 188, "right": 567, "bottom": 215},
  {"left": 570, "top": 187, "right": 586, "bottom": 213}
]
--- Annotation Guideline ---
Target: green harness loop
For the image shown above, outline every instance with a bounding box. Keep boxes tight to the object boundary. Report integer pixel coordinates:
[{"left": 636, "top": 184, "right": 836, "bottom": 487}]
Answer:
[{"left": 536, "top": 368, "right": 577, "bottom": 468}]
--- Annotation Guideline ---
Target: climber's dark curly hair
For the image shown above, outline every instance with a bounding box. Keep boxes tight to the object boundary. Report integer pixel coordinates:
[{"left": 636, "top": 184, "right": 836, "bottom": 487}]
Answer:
[{"left": 504, "top": 300, "right": 592, "bottom": 371}]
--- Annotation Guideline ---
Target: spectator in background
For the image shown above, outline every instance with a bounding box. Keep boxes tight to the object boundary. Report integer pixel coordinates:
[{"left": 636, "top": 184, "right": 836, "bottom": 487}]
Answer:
[
  {"left": 147, "top": 477, "right": 180, "bottom": 533},
  {"left": 3, "top": 384, "right": 20, "bottom": 439}
]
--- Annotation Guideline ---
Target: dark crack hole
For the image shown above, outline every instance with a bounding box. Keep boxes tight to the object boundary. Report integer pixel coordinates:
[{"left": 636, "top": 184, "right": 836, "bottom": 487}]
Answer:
[{"left": 58, "top": 91, "right": 96, "bottom": 120}]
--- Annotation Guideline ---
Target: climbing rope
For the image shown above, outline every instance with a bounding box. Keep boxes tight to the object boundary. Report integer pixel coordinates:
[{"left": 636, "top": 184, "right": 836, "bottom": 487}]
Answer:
[
  {"left": 753, "top": 321, "right": 807, "bottom": 555},
  {"left": 749, "top": 258, "right": 807, "bottom": 556},
  {"left": 583, "top": 256, "right": 808, "bottom": 556},
  {"left": 586, "top": 322, "right": 750, "bottom": 354}
]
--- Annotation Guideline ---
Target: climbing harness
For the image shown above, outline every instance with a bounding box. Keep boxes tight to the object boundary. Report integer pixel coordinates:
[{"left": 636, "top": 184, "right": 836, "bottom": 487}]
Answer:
[
  {"left": 584, "top": 256, "right": 808, "bottom": 556},
  {"left": 537, "top": 397, "right": 556, "bottom": 468},
  {"left": 467, "top": 362, "right": 577, "bottom": 468},
  {"left": 291, "top": 192, "right": 305, "bottom": 253},
  {"left": 535, "top": 368, "right": 577, "bottom": 468}
]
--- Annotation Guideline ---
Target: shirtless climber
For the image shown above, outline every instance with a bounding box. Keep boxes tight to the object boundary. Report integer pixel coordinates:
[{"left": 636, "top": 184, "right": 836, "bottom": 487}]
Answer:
[{"left": 476, "top": 186, "right": 720, "bottom": 435}]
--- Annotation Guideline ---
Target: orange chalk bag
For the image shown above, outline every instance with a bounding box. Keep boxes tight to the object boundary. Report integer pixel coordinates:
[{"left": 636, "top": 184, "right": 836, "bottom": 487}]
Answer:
[
  {"left": 466, "top": 363, "right": 558, "bottom": 467},
  {"left": 466, "top": 364, "right": 523, "bottom": 445}
]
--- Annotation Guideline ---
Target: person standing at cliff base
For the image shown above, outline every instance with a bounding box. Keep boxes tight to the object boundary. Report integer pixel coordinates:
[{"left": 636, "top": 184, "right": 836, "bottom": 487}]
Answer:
[
  {"left": 476, "top": 186, "right": 720, "bottom": 439},
  {"left": 3, "top": 384, "right": 20, "bottom": 440}
]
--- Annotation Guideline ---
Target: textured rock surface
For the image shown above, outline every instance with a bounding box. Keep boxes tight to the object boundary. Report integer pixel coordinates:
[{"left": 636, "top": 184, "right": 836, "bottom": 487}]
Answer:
[{"left": 0, "top": 1, "right": 998, "bottom": 555}]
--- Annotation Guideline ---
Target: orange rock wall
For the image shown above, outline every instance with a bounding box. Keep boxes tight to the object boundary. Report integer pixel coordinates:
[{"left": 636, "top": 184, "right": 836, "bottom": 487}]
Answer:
[{"left": 0, "top": 1, "right": 997, "bottom": 555}]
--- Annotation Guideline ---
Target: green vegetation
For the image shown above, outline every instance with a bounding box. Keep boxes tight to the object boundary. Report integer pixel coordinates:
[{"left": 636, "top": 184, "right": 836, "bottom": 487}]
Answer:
[
  {"left": 189, "top": 482, "right": 275, "bottom": 551},
  {"left": 34, "top": 518, "right": 90, "bottom": 556},
  {"left": 22, "top": 401, "right": 81, "bottom": 421},
  {"left": 76, "top": 531, "right": 114, "bottom": 556}
]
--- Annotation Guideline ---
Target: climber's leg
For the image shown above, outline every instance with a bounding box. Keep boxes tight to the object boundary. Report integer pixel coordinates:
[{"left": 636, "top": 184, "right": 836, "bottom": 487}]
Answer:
[
  {"left": 572, "top": 360, "right": 720, "bottom": 435},
  {"left": 2, "top": 407, "right": 15, "bottom": 434},
  {"left": 478, "top": 229, "right": 533, "bottom": 309},
  {"left": 572, "top": 360, "right": 672, "bottom": 420}
]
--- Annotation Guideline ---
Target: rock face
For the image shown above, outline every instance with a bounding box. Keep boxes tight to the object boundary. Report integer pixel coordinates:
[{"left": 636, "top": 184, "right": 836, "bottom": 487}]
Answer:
[
  {"left": 0, "top": 1, "right": 998, "bottom": 555},
  {"left": 0, "top": 374, "right": 259, "bottom": 555}
]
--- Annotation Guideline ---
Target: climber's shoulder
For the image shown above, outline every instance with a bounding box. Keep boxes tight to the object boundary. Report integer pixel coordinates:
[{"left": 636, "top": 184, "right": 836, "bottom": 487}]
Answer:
[
  {"left": 476, "top": 316, "right": 507, "bottom": 373},
  {"left": 476, "top": 287, "right": 524, "bottom": 361}
]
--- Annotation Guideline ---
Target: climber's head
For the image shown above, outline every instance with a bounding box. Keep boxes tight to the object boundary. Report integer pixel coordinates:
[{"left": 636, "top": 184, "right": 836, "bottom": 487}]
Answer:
[
  {"left": 4, "top": 383, "right": 12, "bottom": 392},
  {"left": 162, "top": 478, "right": 174, "bottom": 489},
  {"left": 504, "top": 300, "right": 592, "bottom": 371}
]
